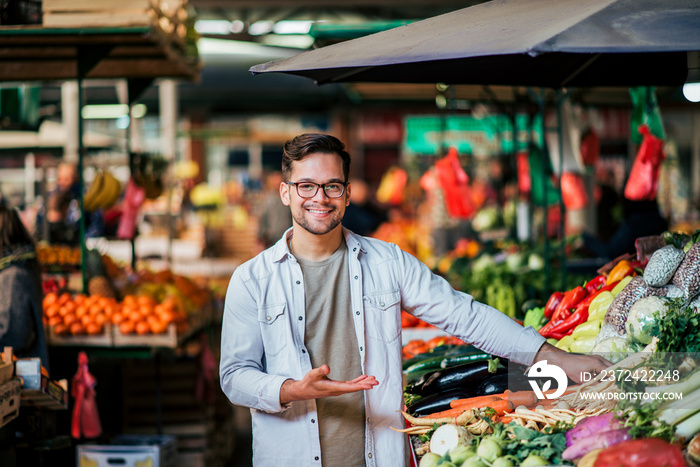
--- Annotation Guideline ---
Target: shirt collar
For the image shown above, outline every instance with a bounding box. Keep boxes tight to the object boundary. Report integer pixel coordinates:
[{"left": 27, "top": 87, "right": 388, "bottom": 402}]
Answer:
[{"left": 269, "top": 227, "right": 365, "bottom": 263}]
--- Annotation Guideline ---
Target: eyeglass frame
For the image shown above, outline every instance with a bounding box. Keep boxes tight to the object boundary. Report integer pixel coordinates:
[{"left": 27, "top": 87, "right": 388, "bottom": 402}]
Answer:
[{"left": 285, "top": 180, "right": 348, "bottom": 199}]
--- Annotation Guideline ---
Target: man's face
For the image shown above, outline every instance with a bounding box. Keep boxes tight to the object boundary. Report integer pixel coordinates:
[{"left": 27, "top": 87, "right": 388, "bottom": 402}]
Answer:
[{"left": 280, "top": 152, "right": 350, "bottom": 236}]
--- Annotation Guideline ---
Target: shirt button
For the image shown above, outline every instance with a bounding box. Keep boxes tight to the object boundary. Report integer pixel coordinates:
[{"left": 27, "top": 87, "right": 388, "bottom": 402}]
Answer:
[
  {"left": 311, "top": 419, "right": 315, "bottom": 423},
  {"left": 353, "top": 247, "right": 357, "bottom": 252},
  {"left": 266, "top": 316, "right": 271, "bottom": 321},
  {"left": 314, "top": 456, "right": 319, "bottom": 461},
  {"left": 296, "top": 280, "right": 301, "bottom": 285},
  {"left": 368, "top": 453, "right": 373, "bottom": 459},
  {"left": 298, "top": 316, "right": 303, "bottom": 321},
  {"left": 354, "top": 275, "right": 358, "bottom": 279},
  {"left": 380, "top": 302, "right": 385, "bottom": 307},
  {"left": 302, "top": 349, "right": 306, "bottom": 353},
  {"left": 356, "top": 311, "right": 360, "bottom": 315},
  {"left": 360, "top": 346, "right": 363, "bottom": 351}
]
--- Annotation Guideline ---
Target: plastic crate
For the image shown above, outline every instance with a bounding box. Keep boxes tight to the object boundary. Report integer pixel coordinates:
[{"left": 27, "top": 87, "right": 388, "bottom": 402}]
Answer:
[{"left": 76, "top": 434, "right": 178, "bottom": 467}]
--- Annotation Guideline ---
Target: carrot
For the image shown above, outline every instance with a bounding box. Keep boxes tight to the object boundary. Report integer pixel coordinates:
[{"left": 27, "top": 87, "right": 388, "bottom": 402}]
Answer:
[
  {"left": 500, "top": 416, "right": 513, "bottom": 424},
  {"left": 503, "top": 390, "right": 539, "bottom": 408},
  {"left": 449, "top": 395, "right": 503, "bottom": 409},
  {"left": 424, "top": 406, "right": 472, "bottom": 419},
  {"left": 478, "top": 399, "right": 514, "bottom": 416}
]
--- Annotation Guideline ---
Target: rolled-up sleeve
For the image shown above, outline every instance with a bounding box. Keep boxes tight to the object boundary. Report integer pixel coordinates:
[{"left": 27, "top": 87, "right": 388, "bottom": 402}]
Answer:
[
  {"left": 219, "top": 269, "right": 289, "bottom": 413},
  {"left": 395, "top": 246, "right": 545, "bottom": 366}
]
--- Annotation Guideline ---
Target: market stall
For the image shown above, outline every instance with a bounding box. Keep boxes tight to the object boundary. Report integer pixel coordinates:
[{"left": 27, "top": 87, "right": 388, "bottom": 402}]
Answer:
[{"left": 248, "top": 0, "right": 700, "bottom": 465}]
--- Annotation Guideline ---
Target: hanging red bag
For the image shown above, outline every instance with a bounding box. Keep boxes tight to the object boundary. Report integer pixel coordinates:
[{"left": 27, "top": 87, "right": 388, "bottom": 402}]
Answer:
[
  {"left": 434, "top": 147, "right": 475, "bottom": 219},
  {"left": 71, "top": 351, "right": 102, "bottom": 439},
  {"left": 580, "top": 128, "right": 600, "bottom": 167},
  {"left": 560, "top": 171, "right": 589, "bottom": 210},
  {"left": 624, "top": 124, "right": 666, "bottom": 201},
  {"left": 516, "top": 151, "right": 531, "bottom": 195}
]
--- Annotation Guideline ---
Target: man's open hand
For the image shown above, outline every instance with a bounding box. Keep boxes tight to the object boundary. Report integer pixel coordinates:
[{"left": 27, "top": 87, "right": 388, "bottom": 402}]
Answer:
[
  {"left": 534, "top": 342, "right": 611, "bottom": 384},
  {"left": 280, "top": 365, "right": 379, "bottom": 404}
]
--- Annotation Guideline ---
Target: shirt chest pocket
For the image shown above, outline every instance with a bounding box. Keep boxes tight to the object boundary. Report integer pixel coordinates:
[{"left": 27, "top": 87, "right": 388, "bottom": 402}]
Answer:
[
  {"left": 363, "top": 289, "right": 401, "bottom": 343},
  {"left": 257, "top": 303, "right": 289, "bottom": 357}
]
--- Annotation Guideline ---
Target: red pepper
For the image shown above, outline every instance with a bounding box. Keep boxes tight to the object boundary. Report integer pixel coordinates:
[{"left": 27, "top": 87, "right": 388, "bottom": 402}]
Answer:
[
  {"left": 551, "top": 286, "right": 587, "bottom": 323},
  {"left": 584, "top": 274, "right": 607, "bottom": 294},
  {"left": 538, "top": 317, "right": 563, "bottom": 337},
  {"left": 548, "top": 331, "right": 566, "bottom": 340},
  {"left": 593, "top": 438, "right": 685, "bottom": 467},
  {"left": 546, "top": 304, "right": 589, "bottom": 336},
  {"left": 543, "top": 291, "right": 564, "bottom": 319}
]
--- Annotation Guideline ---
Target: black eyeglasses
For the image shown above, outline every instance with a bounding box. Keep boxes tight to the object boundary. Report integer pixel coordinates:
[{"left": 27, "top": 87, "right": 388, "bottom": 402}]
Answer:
[{"left": 287, "top": 181, "right": 347, "bottom": 199}]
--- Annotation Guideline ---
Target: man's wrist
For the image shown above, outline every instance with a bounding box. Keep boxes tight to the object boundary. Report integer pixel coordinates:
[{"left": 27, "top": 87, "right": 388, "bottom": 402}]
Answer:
[
  {"left": 533, "top": 342, "right": 564, "bottom": 366},
  {"left": 279, "top": 378, "right": 296, "bottom": 405}
]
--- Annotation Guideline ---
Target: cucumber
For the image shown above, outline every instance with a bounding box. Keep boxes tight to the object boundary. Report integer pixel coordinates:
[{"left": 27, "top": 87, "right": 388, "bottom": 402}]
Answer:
[
  {"left": 404, "top": 345, "right": 482, "bottom": 374},
  {"left": 439, "top": 352, "right": 492, "bottom": 369}
]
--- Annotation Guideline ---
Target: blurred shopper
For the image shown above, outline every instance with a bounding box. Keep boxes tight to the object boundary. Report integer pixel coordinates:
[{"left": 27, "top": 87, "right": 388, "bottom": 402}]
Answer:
[
  {"left": 342, "top": 178, "right": 386, "bottom": 236},
  {"left": 0, "top": 203, "right": 49, "bottom": 368},
  {"left": 582, "top": 198, "right": 668, "bottom": 260},
  {"left": 46, "top": 162, "right": 80, "bottom": 245},
  {"left": 257, "top": 171, "right": 293, "bottom": 248},
  {"left": 220, "top": 133, "right": 610, "bottom": 466}
]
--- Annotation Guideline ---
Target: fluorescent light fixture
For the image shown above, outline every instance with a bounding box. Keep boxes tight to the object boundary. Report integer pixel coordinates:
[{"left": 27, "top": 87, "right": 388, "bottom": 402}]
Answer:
[
  {"left": 195, "top": 19, "right": 232, "bottom": 35},
  {"left": 197, "top": 38, "right": 300, "bottom": 58},
  {"left": 261, "top": 34, "right": 314, "bottom": 49},
  {"left": 249, "top": 20, "right": 274, "bottom": 36},
  {"left": 82, "top": 104, "right": 129, "bottom": 119},
  {"left": 81, "top": 103, "right": 147, "bottom": 119},
  {"left": 273, "top": 20, "right": 313, "bottom": 35}
]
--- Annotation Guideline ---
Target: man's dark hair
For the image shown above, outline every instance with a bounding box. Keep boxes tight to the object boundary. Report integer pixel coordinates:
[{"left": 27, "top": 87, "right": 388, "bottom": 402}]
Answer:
[{"left": 282, "top": 133, "right": 351, "bottom": 183}]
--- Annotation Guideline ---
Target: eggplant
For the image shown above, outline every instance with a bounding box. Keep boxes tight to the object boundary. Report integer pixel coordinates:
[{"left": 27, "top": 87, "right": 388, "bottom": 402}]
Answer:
[
  {"left": 407, "top": 358, "right": 503, "bottom": 396},
  {"left": 475, "top": 372, "right": 512, "bottom": 396},
  {"left": 407, "top": 388, "right": 476, "bottom": 416}
]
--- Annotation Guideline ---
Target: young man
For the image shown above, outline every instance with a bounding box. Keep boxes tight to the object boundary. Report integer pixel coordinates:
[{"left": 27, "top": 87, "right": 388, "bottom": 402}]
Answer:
[{"left": 220, "top": 133, "right": 609, "bottom": 467}]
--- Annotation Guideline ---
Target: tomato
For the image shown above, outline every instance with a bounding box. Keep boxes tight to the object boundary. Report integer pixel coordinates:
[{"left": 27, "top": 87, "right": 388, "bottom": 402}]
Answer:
[{"left": 593, "top": 438, "right": 684, "bottom": 467}]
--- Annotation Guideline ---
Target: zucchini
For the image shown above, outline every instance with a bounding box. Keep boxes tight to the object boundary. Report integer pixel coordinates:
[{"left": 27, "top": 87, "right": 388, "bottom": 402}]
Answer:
[
  {"left": 404, "top": 345, "right": 481, "bottom": 374},
  {"left": 402, "top": 345, "right": 456, "bottom": 371},
  {"left": 407, "top": 388, "right": 475, "bottom": 416},
  {"left": 439, "top": 352, "right": 491, "bottom": 369},
  {"left": 406, "top": 358, "right": 503, "bottom": 396}
]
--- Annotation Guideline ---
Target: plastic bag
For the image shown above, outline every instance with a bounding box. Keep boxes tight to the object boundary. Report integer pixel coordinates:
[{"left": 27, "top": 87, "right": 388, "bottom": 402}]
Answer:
[
  {"left": 71, "top": 351, "right": 102, "bottom": 439},
  {"left": 376, "top": 166, "right": 407, "bottom": 206},
  {"left": 433, "top": 147, "right": 475, "bottom": 219},
  {"left": 623, "top": 125, "right": 665, "bottom": 201},
  {"left": 561, "top": 171, "right": 589, "bottom": 210},
  {"left": 117, "top": 178, "right": 146, "bottom": 240},
  {"left": 629, "top": 87, "right": 665, "bottom": 144}
]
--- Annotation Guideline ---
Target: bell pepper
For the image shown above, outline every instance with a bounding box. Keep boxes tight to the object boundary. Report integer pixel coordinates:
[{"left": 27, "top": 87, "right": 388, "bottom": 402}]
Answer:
[
  {"left": 555, "top": 334, "right": 574, "bottom": 351},
  {"left": 588, "top": 291, "right": 615, "bottom": 321},
  {"left": 612, "top": 275, "right": 633, "bottom": 295},
  {"left": 585, "top": 274, "right": 607, "bottom": 294},
  {"left": 593, "top": 438, "right": 685, "bottom": 467},
  {"left": 606, "top": 259, "right": 633, "bottom": 285},
  {"left": 543, "top": 291, "right": 564, "bottom": 319},
  {"left": 551, "top": 286, "right": 588, "bottom": 323},
  {"left": 569, "top": 336, "right": 597, "bottom": 353},
  {"left": 571, "top": 319, "right": 602, "bottom": 339}
]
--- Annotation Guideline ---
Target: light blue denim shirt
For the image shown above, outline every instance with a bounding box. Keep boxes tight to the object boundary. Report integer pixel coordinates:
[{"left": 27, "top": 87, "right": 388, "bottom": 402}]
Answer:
[{"left": 219, "top": 228, "right": 545, "bottom": 466}]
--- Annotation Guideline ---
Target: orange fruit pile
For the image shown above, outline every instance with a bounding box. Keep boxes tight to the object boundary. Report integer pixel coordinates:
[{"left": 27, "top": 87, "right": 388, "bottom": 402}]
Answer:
[{"left": 42, "top": 292, "right": 189, "bottom": 337}]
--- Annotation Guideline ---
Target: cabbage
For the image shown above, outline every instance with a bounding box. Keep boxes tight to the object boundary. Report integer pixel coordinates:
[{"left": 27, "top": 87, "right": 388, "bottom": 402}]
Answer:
[
  {"left": 592, "top": 337, "right": 634, "bottom": 364},
  {"left": 625, "top": 296, "right": 667, "bottom": 345}
]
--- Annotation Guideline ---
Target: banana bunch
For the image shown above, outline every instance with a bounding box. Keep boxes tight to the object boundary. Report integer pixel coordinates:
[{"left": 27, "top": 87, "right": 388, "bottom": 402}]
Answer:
[{"left": 83, "top": 171, "right": 122, "bottom": 212}]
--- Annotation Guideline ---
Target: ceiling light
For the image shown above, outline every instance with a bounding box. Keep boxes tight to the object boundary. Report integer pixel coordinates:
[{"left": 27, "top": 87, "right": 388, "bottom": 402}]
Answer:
[
  {"left": 194, "top": 20, "right": 232, "bottom": 35},
  {"left": 249, "top": 20, "right": 274, "bottom": 36},
  {"left": 261, "top": 34, "right": 314, "bottom": 49},
  {"left": 684, "top": 51, "right": 700, "bottom": 103},
  {"left": 81, "top": 103, "right": 147, "bottom": 119},
  {"left": 273, "top": 20, "right": 313, "bottom": 35}
]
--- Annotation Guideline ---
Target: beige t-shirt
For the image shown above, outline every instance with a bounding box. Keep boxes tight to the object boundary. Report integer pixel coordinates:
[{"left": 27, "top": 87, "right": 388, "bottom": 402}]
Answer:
[{"left": 296, "top": 241, "right": 366, "bottom": 467}]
